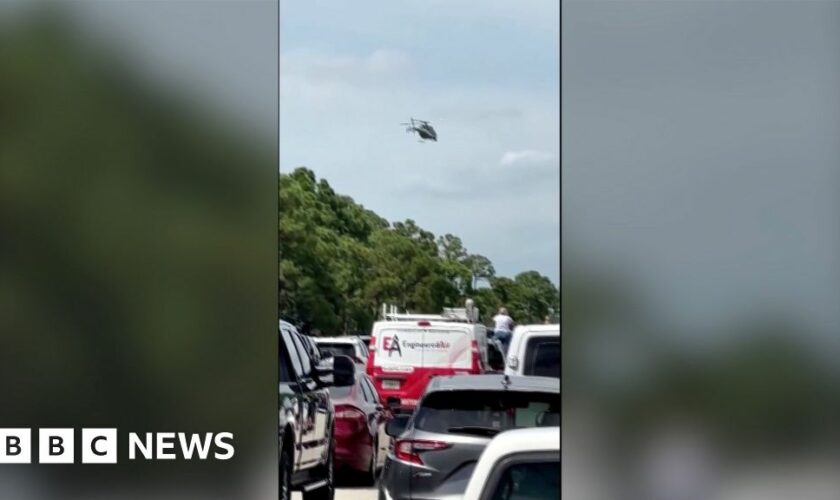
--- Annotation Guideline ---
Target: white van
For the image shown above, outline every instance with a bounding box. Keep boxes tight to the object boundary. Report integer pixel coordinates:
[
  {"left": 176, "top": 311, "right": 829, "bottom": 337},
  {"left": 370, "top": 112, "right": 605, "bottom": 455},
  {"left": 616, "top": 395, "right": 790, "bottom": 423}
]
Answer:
[
  {"left": 365, "top": 305, "right": 489, "bottom": 412},
  {"left": 505, "top": 324, "right": 560, "bottom": 378}
]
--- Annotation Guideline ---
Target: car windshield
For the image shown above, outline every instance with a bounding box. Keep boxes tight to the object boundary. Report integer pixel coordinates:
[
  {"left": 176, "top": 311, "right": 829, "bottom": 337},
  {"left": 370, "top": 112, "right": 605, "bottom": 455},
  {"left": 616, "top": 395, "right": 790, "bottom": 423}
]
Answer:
[
  {"left": 524, "top": 338, "right": 559, "bottom": 378},
  {"left": 318, "top": 343, "right": 356, "bottom": 359},
  {"left": 413, "top": 390, "right": 558, "bottom": 435}
]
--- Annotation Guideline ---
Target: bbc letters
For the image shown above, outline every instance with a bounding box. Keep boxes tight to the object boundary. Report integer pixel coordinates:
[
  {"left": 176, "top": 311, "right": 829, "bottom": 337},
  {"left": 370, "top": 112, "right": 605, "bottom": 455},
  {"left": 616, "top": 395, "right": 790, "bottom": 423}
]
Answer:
[{"left": 0, "top": 429, "right": 234, "bottom": 463}]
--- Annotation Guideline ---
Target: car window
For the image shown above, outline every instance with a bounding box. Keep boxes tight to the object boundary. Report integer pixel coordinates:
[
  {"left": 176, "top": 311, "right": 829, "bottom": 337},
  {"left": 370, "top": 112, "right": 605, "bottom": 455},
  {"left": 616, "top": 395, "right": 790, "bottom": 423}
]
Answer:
[
  {"left": 317, "top": 343, "right": 356, "bottom": 359},
  {"left": 362, "top": 377, "right": 379, "bottom": 404},
  {"left": 290, "top": 332, "right": 312, "bottom": 378},
  {"left": 357, "top": 377, "right": 371, "bottom": 403},
  {"left": 489, "top": 460, "right": 559, "bottom": 500},
  {"left": 279, "top": 338, "right": 293, "bottom": 383},
  {"left": 523, "top": 338, "right": 559, "bottom": 378},
  {"left": 280, "top": 328, "right": 303, "bottom": 379},
  {"left": 305, "top": 337, "right": 319, "bottom": 361},
  {"left": 360, "top": 377, "right": 376, "bottom": 403},
  {"left": 413, "top": 390, "right": 558, "bottom": 435}
]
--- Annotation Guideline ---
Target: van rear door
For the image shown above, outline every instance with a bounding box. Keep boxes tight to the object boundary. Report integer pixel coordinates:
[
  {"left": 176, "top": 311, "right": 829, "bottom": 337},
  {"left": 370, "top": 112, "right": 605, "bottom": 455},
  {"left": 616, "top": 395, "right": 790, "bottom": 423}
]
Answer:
[
  {"left": 373, "top": 325, "right": 472, "bottom": 404},
  {"left": 417, "top": 327, "right": 472, "bottom": 370},
  {"left": 375, "top": 326, "right": 471, "bottom": 369}
]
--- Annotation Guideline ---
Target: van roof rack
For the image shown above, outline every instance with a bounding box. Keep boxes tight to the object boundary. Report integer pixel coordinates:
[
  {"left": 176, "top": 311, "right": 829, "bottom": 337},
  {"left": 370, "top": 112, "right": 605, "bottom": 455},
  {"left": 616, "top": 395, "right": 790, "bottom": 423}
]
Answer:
[
  {"left": 380, "top": 302, "right": 479, "bottom": 323},
  {"left": 383, "top": 313, "right": 449, "bottom": 322}
]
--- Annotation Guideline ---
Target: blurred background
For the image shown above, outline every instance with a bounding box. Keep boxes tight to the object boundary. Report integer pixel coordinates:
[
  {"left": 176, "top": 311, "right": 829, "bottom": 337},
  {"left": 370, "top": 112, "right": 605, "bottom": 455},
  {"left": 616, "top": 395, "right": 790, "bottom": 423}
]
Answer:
[
  {"left": 0, "top": 1, "right": 277, "bottom": 499},
  {"left": 563, "top": 1, "right": 840, "bottom": 499}
]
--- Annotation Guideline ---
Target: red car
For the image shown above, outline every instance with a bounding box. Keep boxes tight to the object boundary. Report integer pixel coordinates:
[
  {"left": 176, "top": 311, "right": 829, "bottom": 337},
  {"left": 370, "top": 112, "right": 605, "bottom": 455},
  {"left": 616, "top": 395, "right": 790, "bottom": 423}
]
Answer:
[{"left": 329, "top": 371, "right": 390, "bottom": 485}]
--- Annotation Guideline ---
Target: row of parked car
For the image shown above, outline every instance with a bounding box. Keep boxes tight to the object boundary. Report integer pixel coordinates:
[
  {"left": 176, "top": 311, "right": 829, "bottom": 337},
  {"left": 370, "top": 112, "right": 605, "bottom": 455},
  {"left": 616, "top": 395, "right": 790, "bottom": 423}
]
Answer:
[{"left": 279, "top": 306, "right": 559, "bottom": 500}]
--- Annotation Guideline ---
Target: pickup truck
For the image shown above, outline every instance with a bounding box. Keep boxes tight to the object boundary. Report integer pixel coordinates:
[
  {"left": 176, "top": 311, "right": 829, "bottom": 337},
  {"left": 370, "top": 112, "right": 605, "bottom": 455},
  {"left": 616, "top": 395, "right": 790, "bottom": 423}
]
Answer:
[{"left": 279, "top": 321, "right": 356, "bottom": 500}]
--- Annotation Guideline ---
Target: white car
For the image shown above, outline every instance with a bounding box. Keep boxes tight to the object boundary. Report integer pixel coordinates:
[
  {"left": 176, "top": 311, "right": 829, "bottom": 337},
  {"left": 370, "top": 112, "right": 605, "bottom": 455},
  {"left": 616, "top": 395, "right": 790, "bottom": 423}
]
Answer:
[
  {"left": 462, "top": 427, "right": 560, "bottom": 500},
  {"left": 505, "top": 324, "right": 559, "bottom": 378},
  {"left": 313, "top": 336, "right": 368, "bottom": 366}
]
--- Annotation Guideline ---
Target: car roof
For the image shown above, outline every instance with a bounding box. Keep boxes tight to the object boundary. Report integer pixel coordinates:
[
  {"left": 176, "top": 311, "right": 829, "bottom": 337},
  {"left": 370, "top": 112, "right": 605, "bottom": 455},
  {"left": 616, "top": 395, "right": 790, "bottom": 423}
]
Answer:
[
  {"left": 313, "top": 336, "right": 361, "bottom": 344},
  {"left": 513, "top": 324, "right": 560, "bottom": 336},
  {"left": 278, "top": 319, "right": 296, "bottom": 331},
  {"left": 425, "top": 374, "right": 559, "bottom": 394}
]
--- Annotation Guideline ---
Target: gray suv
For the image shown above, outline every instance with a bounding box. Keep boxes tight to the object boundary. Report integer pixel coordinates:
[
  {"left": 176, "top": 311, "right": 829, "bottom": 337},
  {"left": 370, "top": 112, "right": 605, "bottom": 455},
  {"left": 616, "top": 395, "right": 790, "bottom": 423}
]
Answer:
[{"left": 378, "top": 375, "right": 559, "bottom": 500}]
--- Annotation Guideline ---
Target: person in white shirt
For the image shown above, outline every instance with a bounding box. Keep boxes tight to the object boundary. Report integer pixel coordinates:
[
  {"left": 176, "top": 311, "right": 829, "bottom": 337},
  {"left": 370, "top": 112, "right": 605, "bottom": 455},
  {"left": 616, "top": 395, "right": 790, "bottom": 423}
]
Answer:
[{"left": 492, "top": 307, "right": 515, "bottom": 354}]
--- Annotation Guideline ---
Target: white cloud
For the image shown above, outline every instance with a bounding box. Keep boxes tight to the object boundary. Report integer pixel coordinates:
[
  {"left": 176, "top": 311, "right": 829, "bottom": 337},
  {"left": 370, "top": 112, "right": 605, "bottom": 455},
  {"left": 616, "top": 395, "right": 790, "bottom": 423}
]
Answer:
[
  {"left": 365, "top": 49, "right": 412, "bottom": 74},
  {"left": 499, "top": 150, "right": 556, "bottom": 167},
  {"left": 280, "top": 48, "right": 413, "bottom": 85},
  {"left": 280, "top": 48, "right": 416, "bottom": 108}
]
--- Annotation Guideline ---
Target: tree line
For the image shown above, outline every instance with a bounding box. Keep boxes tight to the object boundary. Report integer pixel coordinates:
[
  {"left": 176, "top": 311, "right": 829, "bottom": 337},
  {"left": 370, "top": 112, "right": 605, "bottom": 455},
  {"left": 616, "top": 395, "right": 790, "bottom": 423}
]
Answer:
[{"left": 279, "top": 167, "right": 560, "bottom": 335}]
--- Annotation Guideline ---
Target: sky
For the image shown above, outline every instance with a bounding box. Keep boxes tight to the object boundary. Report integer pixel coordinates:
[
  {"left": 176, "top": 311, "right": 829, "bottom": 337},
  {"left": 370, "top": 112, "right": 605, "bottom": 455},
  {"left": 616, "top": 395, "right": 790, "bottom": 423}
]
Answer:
[
  {"left": 564, "top": 1, "right": 840, "bottom": 341},
  {"left": 17, "top": 0, "right": 840, "bottom": 346},
  {"left": 280, "top": 0, "right": 560, "bottom": 284}
]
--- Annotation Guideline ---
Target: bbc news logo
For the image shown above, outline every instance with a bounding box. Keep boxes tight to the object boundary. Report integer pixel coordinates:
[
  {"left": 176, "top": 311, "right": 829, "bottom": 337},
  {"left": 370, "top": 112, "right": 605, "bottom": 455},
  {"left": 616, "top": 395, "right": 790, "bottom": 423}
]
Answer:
[{"left": 0, "top": 429, "right": 234, "bottom": 463}]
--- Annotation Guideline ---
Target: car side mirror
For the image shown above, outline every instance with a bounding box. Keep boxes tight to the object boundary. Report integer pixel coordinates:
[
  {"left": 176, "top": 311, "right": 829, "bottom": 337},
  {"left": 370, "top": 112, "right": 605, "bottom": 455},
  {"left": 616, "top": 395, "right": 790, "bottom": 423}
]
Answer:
[
  {"left": 313, "top": 359, "right": 334, "bottom": 387},
  {"left": 385, "top": 415, "right": 410, "bottom": 438},
  {"left": 332, "top": 355, "right": 356, "bottom": 387}
]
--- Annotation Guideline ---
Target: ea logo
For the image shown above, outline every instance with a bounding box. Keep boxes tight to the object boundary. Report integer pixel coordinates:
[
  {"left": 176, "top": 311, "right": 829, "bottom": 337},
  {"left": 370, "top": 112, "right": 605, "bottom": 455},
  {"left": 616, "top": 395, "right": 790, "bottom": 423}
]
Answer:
[{"left": 382, "top": 335, "right": 402, "bottom": 358}]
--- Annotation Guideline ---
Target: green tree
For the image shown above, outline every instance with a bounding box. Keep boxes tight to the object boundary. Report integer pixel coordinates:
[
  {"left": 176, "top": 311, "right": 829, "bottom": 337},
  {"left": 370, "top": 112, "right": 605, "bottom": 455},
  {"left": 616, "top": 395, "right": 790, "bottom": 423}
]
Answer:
[
  {"left": 278, "top": 168, "right": 558, "bottom": 334},
  {"left": 463, "top": 254, "right": 495, "bottom": 290},
  {"left": 437, "top": 234, "right": 472, "bottom": 295}
]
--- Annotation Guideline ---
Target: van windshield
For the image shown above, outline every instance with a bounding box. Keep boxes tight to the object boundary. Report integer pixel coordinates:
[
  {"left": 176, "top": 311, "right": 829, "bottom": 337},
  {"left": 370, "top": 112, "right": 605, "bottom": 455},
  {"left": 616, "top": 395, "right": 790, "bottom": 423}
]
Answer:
[{"left": 375, "top": 327, "right": 471, "bottom": 369}]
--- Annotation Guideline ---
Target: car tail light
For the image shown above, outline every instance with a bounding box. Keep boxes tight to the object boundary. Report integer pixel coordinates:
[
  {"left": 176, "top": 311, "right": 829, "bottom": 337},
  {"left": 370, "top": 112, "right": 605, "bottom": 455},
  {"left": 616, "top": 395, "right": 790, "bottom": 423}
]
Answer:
[
  {"left": 471, "top": 340, "right": 481, "bottom": 373},
  {"left": 335, "top": 405, "right": 366, "bottom": 433},
  {"left": 417, "top": 320, "right": 430, "bottom": 327},
  {"left": 508, "top": 355, "right": 519, "bottom": 370},
  {"left": 366, "top": 337, "right": 376, "bottom": 375},
  {"left": 393, "top": 439, "right": 451, "bottom": 465}
]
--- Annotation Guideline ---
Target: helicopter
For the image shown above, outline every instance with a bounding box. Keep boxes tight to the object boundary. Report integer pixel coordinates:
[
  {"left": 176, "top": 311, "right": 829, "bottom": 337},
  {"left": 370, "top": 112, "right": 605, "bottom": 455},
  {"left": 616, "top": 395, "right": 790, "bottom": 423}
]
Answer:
[{"left": 400, "top": 118, "right": 437, "bottom": 142}]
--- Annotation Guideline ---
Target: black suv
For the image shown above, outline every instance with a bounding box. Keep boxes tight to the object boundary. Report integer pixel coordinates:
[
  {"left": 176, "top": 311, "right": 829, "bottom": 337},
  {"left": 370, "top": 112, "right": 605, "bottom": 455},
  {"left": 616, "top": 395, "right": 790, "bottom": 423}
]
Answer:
[{"left": 279, "top": 320, "right": 356, "bottom": 500}]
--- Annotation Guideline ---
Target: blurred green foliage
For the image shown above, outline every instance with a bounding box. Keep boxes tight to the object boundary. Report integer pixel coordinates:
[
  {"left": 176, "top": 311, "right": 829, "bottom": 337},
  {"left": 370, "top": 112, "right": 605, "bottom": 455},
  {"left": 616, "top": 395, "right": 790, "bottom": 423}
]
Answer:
[
  {"left": 278, "top": 167, "right": 560, "bottom": 334},
  {"left": 564, "top": 264, "right": 840, "bottom": 454},
  {"left": 0, "top": 8, "right": 276, "bottom": 489}
]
